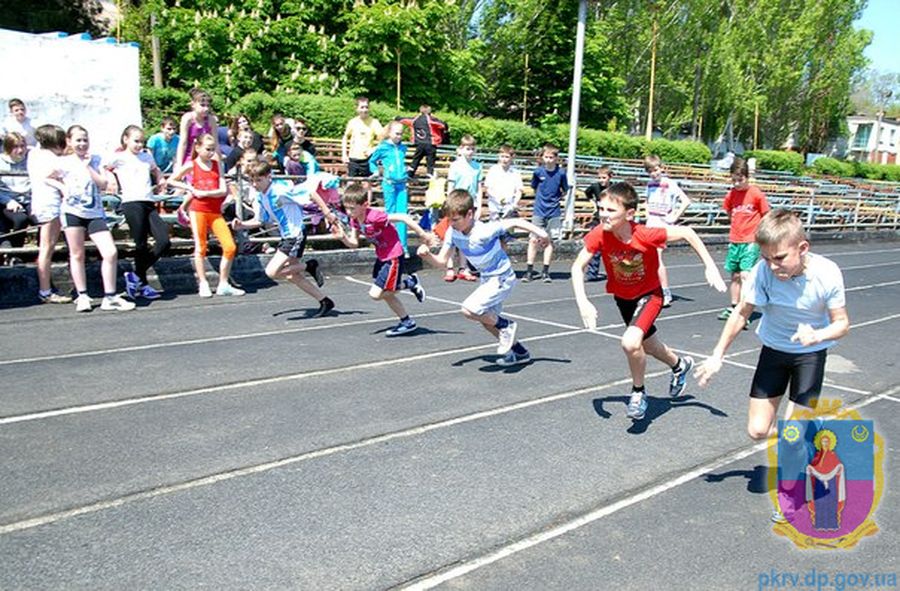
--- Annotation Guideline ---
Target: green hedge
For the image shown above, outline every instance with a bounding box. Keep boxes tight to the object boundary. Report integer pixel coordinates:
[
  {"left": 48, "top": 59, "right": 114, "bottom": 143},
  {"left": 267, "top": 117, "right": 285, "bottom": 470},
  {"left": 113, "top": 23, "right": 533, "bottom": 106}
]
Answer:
[
  {"left": 811, "top": 157, "right": 900, "bottom": 182},
  {"left": 744, "top": 149, "right": 805, "bottom": 175}
]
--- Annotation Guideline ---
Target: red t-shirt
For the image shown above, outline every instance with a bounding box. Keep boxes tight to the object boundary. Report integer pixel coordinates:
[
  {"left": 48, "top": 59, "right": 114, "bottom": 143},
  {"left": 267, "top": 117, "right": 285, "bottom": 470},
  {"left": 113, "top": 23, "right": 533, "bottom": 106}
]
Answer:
[
  {"left": 723, "top": 185, "right": 769, "bottom": 243},
  {"left": 189, "top": 159, "right": 225, "bottom": 214},
  {"left": 583, "top": 223, "right": 667, "bottom": 300}
]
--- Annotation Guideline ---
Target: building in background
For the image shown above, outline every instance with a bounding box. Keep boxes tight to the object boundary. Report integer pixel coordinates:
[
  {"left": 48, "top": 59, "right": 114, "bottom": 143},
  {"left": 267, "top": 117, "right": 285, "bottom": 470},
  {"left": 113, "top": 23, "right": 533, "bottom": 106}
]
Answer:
[{"left": 847, "top": 114, "right": 899, "bottom": 164}]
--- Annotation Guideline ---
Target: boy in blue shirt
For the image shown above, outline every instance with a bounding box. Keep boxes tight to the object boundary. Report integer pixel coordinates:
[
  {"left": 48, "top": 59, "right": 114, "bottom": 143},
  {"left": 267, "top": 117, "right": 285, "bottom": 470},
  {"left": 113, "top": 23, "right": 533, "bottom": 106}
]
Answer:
[
  {"left": 145, "top": 117, "right": 179, "bottom": 174},
  {"left": 418, "top": 189, "right": 550, "bottom": 366},
  {"left": 369, "top": 121, "right": 410, "bottom": 255},
  {"left": 696, "top": 209, "right": 849, "bottom": 440},
  {"left": 524, "top": 144, "right": 569, "bottom": 283}
]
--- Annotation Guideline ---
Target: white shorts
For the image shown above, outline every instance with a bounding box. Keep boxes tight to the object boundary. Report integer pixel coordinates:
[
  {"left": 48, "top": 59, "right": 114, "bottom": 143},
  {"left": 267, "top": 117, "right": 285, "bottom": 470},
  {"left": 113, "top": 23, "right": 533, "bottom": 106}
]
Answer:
[
  {"left": 645, "top": 214, "right": 670, "bottom": 229},
  {"left": 32, "top": 199, "right": 61, "bottom": 224},
  {"left": 462, "top": 270, "right": 516, "bottom": 316}
]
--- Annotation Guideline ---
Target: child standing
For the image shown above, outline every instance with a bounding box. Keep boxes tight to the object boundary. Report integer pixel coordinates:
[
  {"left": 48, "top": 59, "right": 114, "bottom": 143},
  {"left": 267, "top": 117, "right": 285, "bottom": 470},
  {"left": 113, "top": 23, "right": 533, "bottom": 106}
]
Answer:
[
  {"left": 445, "top": 134, "right": 483, "bottom": 282},
  {"left": 524, "top": 144, "right": 569, "bottom": 283},
  {"left": 571, "top": 181, "right": 725, "bottom": 420},
  {"left": 397, "top": 104, "right": 447, "bottom": 177},
  {"left": 484, "top": 144, "right": 523, "bottom": 223},
  {"left": 168, "top": 133, "right": 243, "bottom": 298},
  {"left": 29, "top": 124, "right": 69, "bottom": 303},
  {"left": 332, "top": 183, "right": 432, "bottom": 336},
  {"left": 583, "top": 165, "right": 612, "bottom": 281},
  {"left": 59, "top": 125, "right": 134, "bottom": 312},
  {"left": 696, "top": 209, "right": 849, "bottom": 441},
  {"left": 419, "top": 189, "right": 551, "bottom": 366},
  {"left": 146, "top": 116, "right": 179, "bottom": 174},
  {"left": 643, "top": 154, "right": 692, "bottom": 307},
  {"left": 368, "top": 121, "right": 410, "bottom": 255},
  {"left": 237, "top": 161, "right": 335, "bottom": 317},
  {"left": 104, "top": 125, "right": 169, "bottom": 300},
  {"left": 718, "top": 157, "right": 770, "bottom": 323},
  {"left": 175, "top": 88, "right": 219, "bottom": 166}
]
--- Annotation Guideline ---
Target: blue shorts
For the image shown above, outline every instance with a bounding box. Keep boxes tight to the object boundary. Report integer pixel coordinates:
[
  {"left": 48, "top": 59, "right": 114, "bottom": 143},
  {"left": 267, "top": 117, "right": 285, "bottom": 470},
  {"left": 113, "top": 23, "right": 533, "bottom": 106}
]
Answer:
[{"left": 373, "top": 256, "right": 405, "bottom": 291}]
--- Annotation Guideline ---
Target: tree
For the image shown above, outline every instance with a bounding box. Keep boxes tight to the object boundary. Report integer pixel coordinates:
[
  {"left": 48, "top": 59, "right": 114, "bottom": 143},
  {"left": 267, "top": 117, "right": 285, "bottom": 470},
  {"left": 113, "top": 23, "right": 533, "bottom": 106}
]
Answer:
[{"left": 1, "top": 0, "right": 108, "bottom": 37}]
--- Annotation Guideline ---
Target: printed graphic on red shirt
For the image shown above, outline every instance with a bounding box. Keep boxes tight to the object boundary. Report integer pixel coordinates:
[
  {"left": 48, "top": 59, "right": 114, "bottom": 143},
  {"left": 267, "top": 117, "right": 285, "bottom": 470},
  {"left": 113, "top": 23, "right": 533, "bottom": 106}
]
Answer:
[{"left": 584, "top": 223, "right": 667, "bottom": 299}]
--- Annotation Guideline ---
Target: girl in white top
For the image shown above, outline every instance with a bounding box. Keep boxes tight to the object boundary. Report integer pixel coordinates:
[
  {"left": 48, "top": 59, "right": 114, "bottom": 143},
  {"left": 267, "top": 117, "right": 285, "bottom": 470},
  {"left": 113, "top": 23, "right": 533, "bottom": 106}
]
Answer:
[
  {"left": 104, "top": 125, "right": 169, "bottom": 300},
  {"left": 29, "top": 124, "right": 70, "bottom": 303},
  {"left": 60, "top": 125, "right": 134, "bottom": 312}
]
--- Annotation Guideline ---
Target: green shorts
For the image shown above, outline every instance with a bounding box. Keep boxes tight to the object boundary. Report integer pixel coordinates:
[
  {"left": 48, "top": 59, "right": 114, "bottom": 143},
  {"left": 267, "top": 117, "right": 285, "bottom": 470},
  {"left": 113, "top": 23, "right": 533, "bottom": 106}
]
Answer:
[{"left": 724, "top": 242, "right": 761, "bottom": 273}]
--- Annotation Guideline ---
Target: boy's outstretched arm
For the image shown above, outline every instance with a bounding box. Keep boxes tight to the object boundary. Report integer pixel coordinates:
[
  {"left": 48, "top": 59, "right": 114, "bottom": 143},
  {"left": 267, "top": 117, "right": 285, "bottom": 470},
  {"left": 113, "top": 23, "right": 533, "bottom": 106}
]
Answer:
[
  {"left": 502, "top": 217, "right": 550, "bottom": 246},
  {"left": 418, "top": 240, "right": 451, "bottom": 267},
  {"left": 331, "top": 222, "right": 360, "bottom": 248},
  {"left": 387, "top": 213, "right": 439, "bottom": 247},
  {"left": 571, "top": 247, "right": 598, "bottom": 329},
  {"left": 308, "top": 190, "right": 338, "bottom": 227},
  {"left": 695, "top": 300, "right": 755, "bottom": 386},
  {"left": 664, "top": 225, "right": 726, "bottom": 292}
]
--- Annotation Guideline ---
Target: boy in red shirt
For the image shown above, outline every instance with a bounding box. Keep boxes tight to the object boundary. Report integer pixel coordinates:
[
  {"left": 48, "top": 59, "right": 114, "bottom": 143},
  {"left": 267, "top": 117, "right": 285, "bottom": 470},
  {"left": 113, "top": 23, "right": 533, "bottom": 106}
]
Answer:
[
  {"left": 718, "top": 157, "right": 770, "bottom": 322},
  {"left": 571, "top": 182, "right": 726, "bottom": 420}
]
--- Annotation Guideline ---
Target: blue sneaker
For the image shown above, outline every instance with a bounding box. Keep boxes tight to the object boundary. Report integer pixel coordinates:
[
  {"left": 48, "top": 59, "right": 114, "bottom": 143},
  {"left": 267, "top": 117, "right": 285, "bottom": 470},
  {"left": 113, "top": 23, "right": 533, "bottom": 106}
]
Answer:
[
  {"left": 124, "top": 271, "right": 141, "bottom": 299},
  {"left": 386, "top": 318, "right": 417, "bottom": 337},
  {"left": 669, "top": 356, "right": 694, "bottom": 398},
  {"left": 497, "top": 349, "right": 531, "bottom": 367},
  {"left": 626, "top": 391, "right": 647, "bottom": 420},
  {"left": 407, "top": 274, "right": 426, "bottom": 303},
  {"left": 139, "top": 284, "right": 162, "bottom": 300}
]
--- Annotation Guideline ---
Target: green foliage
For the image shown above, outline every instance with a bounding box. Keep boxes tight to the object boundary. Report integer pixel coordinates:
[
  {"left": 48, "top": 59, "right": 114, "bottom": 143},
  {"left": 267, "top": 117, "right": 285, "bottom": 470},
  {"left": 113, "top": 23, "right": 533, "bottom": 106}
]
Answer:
[
  {"left": 646, "top": 139, "right": 711, "bottom": 164},
  {"left": 811, "top": 157, "right": 855, "bottom": 178},
  {"left": 853, "top": 162, "right": 900, "bottom": 182},
  {"left": 745, "top": 150, "right": 805, "bottom": 175}
]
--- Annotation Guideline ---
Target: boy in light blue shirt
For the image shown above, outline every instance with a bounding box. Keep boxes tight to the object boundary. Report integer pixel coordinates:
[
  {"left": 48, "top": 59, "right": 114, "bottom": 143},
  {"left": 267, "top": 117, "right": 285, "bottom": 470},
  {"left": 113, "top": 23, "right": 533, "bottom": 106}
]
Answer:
[
  {"left": 145, "top": 117, "right": 179, "bottom": 174},
  {"left": 696, "top": 209, "right": 849, "bottom": 441}
]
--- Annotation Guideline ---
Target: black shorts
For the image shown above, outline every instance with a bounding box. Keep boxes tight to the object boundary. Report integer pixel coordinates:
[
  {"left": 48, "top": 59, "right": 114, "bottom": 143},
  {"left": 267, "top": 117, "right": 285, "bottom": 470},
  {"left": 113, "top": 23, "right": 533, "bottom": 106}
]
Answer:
[
  {"left": 277, "top": 234, "right": 307, "bottom": 258},
  {"left": 62, "top": 214, "right": 109, "bottom": 234},
  {"left": 347, "top": 158, "right": 371, "bottom": 179},
  {"left": 614, "top": 289, "right": 663, "bottom": 340},
  {"left": 750, "top": 346, "right": 827, "bottom": 407}
]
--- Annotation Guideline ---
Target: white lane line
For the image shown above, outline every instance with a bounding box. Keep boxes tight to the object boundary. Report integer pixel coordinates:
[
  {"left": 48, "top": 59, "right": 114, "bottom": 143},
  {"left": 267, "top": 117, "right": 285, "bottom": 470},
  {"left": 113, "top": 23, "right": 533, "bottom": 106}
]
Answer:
[
  {"left": 846, "top": 280, "right": 900, "bottom": 292},
  {"left": 0, "top": 369, "right": 675, "bottom": 535},
  {"left": 848, "top": 312, "right": 900, "bottom": 328},
  {"left": 882, "top": 395, "right": 900, "bottom": 404},
  {"left": 396, "top": 385, "right": 899, "bottom": 591},
  {"left": 0, "top": 327, "right": 587, "bottom": 426}
]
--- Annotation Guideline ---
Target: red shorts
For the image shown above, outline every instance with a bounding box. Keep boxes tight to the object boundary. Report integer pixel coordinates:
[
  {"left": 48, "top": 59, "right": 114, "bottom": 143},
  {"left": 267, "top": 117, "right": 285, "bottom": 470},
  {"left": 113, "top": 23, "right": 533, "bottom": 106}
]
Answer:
[{"left": 614, "top": 288, "right": 663, "bottom": 339}]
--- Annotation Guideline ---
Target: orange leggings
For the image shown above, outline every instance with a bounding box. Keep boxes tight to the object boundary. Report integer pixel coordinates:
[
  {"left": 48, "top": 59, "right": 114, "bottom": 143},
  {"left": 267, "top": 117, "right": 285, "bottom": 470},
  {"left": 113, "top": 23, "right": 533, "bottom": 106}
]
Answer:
[{"left": 190, "top": 211, "right": 236, "bottom": 259}]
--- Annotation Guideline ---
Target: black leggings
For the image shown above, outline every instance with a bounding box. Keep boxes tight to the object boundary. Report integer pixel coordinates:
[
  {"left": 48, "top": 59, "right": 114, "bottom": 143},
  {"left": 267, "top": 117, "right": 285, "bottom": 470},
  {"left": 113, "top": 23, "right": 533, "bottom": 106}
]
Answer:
[
  {"left": 1, "top": 205, "right": 35, "bottom": 248},
  {"left": 121, "top": 201, "right": 171, "bottom": 284}
]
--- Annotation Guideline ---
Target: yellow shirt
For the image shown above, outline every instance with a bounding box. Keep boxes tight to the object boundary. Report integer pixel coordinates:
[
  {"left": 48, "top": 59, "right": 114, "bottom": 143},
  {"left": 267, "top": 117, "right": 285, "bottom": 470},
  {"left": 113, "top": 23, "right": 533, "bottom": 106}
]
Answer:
[{"left": 344, "top": 116, "right": 383, "bottom": 160}]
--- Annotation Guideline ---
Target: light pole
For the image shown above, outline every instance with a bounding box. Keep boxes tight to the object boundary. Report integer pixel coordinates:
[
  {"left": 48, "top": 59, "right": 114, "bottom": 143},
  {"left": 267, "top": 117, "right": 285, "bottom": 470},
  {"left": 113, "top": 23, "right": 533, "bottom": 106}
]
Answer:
[{"left": 563, "top": 0, "right": 588, "bottom": 235}]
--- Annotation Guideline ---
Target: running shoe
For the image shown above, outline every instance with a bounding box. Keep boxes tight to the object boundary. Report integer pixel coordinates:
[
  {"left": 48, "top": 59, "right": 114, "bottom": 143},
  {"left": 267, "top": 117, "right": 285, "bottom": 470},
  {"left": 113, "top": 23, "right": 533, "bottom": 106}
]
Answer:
[
  {"left": 443, "top": 269, "right": 457, "bottom": 282},
  {"left": 541, "top": 272, "right": 552, "bottom": 283},
  {"left": 124, "top": 271, "right": 141, "bottom": 299},
  {"left": 669, "top": 356, "right": 695, "bottom": 398},
  {"left": 139, "top": 285, "right": 162, "bottom": 300},
  {"left": 386, "top": 318, "right": 417, "bottom": 337},
  {"left": 457, "top": 268, "right": 477, "bottom": 282},
  {"left": 407, "top": 274, "right": 426, "bottom": 303},
  {"left": 717, "top": 307, "right": 733, "bottom": 320},
  {"left": 39, "top": 290, "right": 72, "bottom": 304},
  {"left": 312, "top": 297, "right": 335, "bottom": 318},
  {"left": 100, "top": 294, "right": 136, "bottom": 311},
  {"left": 198, "top": 283, "right": 213, "bottom": 298},
  {"left": 662, "top": 288, "right": 673, "bottom": 308},
  {"left": 497, "top": 320, "right": 518, "bottom": 354},
  {"left": 75, "top": 293, "right": 93, "bottom": 313},
  {"left": 497, "top": 350, "right": 531, "bottom": 367},
  {"left": 626, "top": 391, "right": 648, "bottom": 420},
  {"left": 216, "top": 283, "right": 245, "bottom": 296}
]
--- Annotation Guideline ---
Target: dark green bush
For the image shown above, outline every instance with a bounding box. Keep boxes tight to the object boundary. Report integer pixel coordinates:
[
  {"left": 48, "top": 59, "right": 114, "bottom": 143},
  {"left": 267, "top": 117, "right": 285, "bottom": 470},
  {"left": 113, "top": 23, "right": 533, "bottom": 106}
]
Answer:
[
  {"left": 744, "top": 150, "right": 805, "bottom": 175},
  {"left": 811, "top": 157, "right": 855, "bottom": 177},
  {"left": 646, "top": 138, "right": 711, "bottom": 164}
]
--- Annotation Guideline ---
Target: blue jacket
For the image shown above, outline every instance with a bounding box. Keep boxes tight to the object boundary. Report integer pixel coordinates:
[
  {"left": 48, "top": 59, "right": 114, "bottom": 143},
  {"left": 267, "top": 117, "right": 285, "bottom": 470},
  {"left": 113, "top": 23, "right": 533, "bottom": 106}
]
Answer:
[{"left": 369, "top": 140, "right": 408, "bottom": 183}]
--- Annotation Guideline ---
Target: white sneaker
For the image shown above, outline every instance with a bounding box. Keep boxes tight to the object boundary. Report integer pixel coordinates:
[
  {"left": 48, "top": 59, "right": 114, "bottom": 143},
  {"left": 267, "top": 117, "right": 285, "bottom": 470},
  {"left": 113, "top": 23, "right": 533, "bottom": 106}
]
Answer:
[
  {"left": 75, "top": 294, "right": 93, "bottom": 312},
  {"left": 101, "top": 294, "right": 136, "bottom": 311},
  {"left": 198, "top": 283, "right": 213, "bottom": 298},
  {"left": 497, "top": 320, "right": 518, "bottom": 354},
  {"left": 662, "top": 288, "right": 673, "bottom": 308},
  {"left": 216, "top": 283, "right": 245, "bottom": 296}
]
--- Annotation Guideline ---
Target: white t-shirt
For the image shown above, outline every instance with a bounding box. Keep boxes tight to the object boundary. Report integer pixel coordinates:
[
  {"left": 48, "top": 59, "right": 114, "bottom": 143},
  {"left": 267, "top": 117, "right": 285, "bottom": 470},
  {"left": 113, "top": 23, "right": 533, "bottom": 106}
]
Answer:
[
  {"left": 484, "top": 163, "right": 523, "bottom": 215},
  {"left": 446, "top": 220, "right": 512, "bottom": 277},
  {"left": 27, "top": 148, "right": 62, "bottom": 219},
  {"left": 645, "top": 175, "right": 684, "bottom": 227},
  {"left": 1, "top": 115, "right": 36, "bottom": 147},
  {"left": 103, "top": 150, "right": 156, "bottom": 202},
  {"left": 744, "top": 252, "right": 846, "bottom": 354},
  {"left": 60, "top": 154, "right": 105, "bottom": 219}
]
